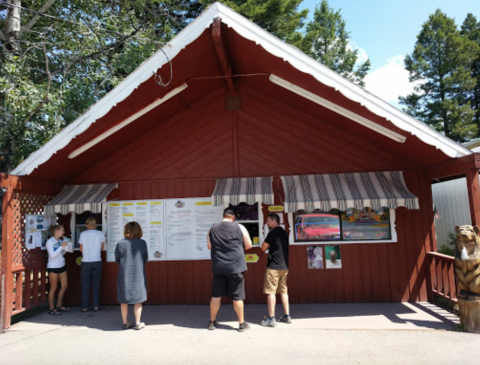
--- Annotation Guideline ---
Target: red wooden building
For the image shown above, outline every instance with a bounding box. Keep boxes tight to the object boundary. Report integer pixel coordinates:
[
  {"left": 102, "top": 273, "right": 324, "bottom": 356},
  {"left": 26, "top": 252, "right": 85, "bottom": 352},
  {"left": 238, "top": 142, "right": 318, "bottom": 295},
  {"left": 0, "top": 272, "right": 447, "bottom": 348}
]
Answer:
[{"left": 2, "top": 2, "right": 480, "bottom": 330}]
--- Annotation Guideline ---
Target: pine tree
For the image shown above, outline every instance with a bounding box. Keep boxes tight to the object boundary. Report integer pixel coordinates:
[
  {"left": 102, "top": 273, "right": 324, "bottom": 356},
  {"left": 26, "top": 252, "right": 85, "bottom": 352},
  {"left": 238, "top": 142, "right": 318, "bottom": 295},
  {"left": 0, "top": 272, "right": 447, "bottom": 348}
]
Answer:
[
  {"left": 303, "top": 0, "right": 370, "bottom": 86},
  {"left": 460, "top": 13, "right": 480, "bottom": 130},
  {"left": 400, "top": 9, "right": 480, "bottom": 142}
]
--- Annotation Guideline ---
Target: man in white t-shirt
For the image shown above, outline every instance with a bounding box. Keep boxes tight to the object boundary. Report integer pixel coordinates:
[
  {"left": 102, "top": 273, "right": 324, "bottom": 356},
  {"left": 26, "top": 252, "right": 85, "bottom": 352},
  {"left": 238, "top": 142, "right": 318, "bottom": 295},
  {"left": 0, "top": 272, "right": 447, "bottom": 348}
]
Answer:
[{"left": 79, "top": 217, "right": 105, "bottom": 312}]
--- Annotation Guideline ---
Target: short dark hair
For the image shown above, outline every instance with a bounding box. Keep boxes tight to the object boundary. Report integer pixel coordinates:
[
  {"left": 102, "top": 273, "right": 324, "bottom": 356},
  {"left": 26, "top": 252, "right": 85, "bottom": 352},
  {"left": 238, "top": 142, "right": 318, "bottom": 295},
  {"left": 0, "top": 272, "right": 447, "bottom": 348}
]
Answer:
[
  {"left": 124, "top": 221, "right": 143, "bottom": 239},
  {"left": 223, "top": 208, "right": 235, "bottom": 218},
  {"left": 268, "top": 213, "right": 280, "bottom": 224}
]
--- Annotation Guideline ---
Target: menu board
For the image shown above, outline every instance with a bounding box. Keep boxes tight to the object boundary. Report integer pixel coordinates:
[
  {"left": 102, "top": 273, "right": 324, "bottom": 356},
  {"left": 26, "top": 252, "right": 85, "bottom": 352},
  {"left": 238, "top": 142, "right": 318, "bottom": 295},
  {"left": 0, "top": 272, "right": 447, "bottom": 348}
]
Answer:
[{"left": 106, "top": 198, "right": 223, "bottom": 262}]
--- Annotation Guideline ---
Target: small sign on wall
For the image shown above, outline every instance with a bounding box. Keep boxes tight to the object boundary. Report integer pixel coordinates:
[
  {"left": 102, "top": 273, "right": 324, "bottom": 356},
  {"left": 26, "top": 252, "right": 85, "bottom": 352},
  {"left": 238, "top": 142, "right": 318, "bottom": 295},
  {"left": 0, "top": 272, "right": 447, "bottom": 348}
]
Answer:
[{"left": 245, "top": 254, "right": 259, "bottom": 263}]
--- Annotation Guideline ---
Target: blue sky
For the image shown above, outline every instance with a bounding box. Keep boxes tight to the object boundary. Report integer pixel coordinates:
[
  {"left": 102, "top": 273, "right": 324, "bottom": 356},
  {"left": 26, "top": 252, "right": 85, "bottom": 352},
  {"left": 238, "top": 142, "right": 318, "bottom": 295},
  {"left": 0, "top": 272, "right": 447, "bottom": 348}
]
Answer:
[{"left": 299, "top": 0, "right": 480, "bottom": 107}]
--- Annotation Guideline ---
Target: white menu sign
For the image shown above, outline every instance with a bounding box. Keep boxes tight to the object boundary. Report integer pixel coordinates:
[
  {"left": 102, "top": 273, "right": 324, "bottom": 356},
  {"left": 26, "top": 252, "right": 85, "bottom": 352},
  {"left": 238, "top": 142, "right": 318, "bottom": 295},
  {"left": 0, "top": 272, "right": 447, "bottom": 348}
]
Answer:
[
  {"left": 106, "top": 200, "right": 165, "bottom": 262},
  {"left": 106, "top": 197, "right": 223, "bottom": 262}
]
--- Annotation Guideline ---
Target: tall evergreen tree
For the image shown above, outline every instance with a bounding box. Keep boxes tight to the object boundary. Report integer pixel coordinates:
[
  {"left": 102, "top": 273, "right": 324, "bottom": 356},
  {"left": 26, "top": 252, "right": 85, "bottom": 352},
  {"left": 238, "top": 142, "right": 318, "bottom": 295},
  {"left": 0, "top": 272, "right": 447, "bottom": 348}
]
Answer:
[
  {"left": 460, "top": 13, "right": 480, "bottom": 129},
  {"left": 400, "top": 9, "right": 479, "bottom": 142},
  {"left": 200, "top": 0, "right": 309, "bottom": 50},
  {"left": 303, "top": 0, "right": 370, "bottom": 86}
]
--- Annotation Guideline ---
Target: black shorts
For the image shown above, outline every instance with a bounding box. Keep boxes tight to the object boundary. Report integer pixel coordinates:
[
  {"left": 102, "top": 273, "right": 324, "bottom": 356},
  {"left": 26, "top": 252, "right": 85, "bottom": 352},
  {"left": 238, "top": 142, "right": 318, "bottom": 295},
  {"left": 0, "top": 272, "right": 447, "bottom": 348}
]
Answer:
[
  {"left": 212, "top": 273, "right": 245, "bottom": 301},
  {"left": 47, "top": 266, "right": 66, "bottom": 274}
]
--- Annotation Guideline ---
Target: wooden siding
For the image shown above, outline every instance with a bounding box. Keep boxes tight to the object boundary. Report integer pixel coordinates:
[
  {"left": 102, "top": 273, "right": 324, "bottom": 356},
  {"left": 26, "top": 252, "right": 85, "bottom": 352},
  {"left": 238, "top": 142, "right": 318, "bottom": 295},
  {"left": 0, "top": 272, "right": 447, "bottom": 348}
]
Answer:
[{"left": 63, "top": 170, "right": 431, "bottom": 306}]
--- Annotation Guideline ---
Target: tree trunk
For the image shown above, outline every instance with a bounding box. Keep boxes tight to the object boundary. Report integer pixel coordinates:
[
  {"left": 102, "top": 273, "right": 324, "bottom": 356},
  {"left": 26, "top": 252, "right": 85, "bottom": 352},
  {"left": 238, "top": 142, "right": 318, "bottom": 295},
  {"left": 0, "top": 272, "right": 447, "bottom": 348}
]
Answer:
[{"left": 458, "top": 297, "right": 480, "bottom": 333}]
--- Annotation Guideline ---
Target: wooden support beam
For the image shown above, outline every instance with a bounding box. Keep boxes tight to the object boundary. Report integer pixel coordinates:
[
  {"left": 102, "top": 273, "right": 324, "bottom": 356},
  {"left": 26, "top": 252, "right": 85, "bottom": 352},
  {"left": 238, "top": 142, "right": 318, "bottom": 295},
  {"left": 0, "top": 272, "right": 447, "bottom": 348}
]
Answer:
[
  {"left": 466, "top": 168, "right": 480, "bottom": 226},
  {"left": 422, "top": 153, "right": 480, "bottom": 181},
  {"left": 212, "top": 17, "right": 235, "bottom": 92}
]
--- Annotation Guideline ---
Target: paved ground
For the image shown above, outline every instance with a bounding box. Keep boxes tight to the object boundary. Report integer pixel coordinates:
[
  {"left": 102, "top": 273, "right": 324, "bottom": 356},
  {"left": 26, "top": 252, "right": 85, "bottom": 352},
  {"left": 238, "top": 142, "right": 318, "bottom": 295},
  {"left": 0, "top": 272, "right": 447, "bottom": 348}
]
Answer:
[{"left": 0, "top": 302, "right": 478, "bottom": 365}]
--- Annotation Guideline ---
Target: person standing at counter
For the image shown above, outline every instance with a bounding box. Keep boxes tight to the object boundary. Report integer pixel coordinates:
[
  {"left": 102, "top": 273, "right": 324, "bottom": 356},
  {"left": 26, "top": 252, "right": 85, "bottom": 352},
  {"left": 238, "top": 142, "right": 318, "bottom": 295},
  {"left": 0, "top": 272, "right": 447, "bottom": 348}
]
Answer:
[
  {"left": 115, "top": 221, "right": 149, "bottom": 330},
  {"left": 207, "top": 208, "right": 253, "bottom": 332},
  {"left": 79, "top": 217, "right": 105, "bottom": 312},
  {"left": 46, "top": 224, "right": 69, "bottom": 315},
  {"left": 261, "top": 213, "right": 291, "bottom": 327}
]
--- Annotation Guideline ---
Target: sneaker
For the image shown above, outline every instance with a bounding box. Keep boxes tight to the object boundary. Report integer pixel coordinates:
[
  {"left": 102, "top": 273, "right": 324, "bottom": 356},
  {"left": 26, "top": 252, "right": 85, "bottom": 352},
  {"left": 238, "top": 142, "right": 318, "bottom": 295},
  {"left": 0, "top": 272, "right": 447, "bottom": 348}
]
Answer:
[
  {"left": 260, "top": 316, "right": 276, "bottom": 327},
  {"left": 208, "top": 320, "right": 217, "bottom": 330},
  {"left": 123, "top": 322, "right": 133, "bottom": 330},
  {"left": 134, "top": 322, "right": 145, "bottom": 330},
  {"left": 278, "top": 315, "right": 292, "bottom": 324},
  {"left": 238, "top": 322, "right": 251, "bottom": 332}
]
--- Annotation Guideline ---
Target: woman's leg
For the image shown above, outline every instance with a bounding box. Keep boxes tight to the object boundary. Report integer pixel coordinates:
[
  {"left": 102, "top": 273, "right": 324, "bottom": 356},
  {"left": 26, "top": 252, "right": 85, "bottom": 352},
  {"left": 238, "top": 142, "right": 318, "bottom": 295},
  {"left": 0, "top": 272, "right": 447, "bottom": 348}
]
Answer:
[
  {"left": 121, "top": 303, "right": 129, "bottom": 324},
  {"left": 56, "top": 271, "right": 68, "bottom": 308},
  {"left": 48, "top": 273, "right": 59, "bottom": 310},
  {"left": 133, "top": 303, "right": 143, "bottom": 324}
]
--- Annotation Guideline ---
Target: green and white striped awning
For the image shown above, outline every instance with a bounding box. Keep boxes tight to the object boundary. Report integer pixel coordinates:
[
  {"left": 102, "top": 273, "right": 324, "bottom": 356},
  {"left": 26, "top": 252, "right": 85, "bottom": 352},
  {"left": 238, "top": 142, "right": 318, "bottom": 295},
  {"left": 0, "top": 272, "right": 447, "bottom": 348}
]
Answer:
[
  {"left": 281, "top": 171, "right": 419, "bottom": 213},
  {"left": 212, "top": 177, "right": 274, "bottom": 207}
]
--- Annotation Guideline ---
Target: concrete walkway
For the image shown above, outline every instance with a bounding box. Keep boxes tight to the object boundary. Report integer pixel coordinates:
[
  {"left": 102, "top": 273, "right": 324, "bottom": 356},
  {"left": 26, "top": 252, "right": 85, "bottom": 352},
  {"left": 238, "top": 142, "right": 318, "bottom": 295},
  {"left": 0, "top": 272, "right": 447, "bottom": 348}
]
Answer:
[{"left": 0, "top": 302, "right": 477, "bottom": 365}]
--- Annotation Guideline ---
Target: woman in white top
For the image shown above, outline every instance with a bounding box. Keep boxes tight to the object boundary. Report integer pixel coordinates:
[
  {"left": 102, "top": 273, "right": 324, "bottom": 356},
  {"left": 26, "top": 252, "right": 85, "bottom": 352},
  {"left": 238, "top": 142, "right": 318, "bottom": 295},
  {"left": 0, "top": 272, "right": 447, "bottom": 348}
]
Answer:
[{"left": 46, "top": 224, "right": 70, "bottom": 315}]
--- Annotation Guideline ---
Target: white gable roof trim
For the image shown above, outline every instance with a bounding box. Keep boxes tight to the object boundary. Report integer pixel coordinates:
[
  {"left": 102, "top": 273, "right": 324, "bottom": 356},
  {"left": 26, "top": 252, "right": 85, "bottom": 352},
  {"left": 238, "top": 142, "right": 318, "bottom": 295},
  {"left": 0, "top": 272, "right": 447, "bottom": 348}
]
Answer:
[{"left": 12, "top": 2, "right": 470, "bottom": 176}]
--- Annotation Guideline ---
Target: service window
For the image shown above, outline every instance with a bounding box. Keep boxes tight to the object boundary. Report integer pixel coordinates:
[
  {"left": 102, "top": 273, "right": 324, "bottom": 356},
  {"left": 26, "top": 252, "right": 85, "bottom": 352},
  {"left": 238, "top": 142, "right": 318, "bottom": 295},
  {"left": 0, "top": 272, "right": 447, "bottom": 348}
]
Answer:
[
  {"left": 74, "top": 211, "right": 103, "bottom": 249},
  {"left": 227, "top": 202, "right": 260, "bottom": 246}
]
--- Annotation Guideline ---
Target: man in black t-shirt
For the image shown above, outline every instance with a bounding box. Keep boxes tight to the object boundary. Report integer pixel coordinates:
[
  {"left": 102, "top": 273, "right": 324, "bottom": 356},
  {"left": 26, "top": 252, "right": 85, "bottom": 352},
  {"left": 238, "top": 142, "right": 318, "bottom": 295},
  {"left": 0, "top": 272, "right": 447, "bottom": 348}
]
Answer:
[
  {"left": 261, "top": 213, "right": 291, "bottom": 327},
  {"left": 207, "top": 208, "right": 253, "bottom": 332}
]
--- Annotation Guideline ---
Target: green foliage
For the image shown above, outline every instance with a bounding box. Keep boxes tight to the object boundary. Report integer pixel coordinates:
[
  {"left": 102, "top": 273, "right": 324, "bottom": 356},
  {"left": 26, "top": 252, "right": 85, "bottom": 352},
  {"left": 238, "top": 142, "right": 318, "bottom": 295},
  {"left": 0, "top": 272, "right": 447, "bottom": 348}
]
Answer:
[
  {"left": 0, "top": 0, "right": 202, "bottom": 172},
  {"left": 438, "top": 231, "right": 456, "bottom": 256},
  {"left": 400, "top": 9, "right": 480, "bottom": 142},
  {"left": 303, "top": 0, "right": 370, "bottom": 86},
  {"left": 460, "top": 13, "right": 480, "bottom": 130},
  {"left": 200, "top": 0, "right": 309, "bottom": 50}
]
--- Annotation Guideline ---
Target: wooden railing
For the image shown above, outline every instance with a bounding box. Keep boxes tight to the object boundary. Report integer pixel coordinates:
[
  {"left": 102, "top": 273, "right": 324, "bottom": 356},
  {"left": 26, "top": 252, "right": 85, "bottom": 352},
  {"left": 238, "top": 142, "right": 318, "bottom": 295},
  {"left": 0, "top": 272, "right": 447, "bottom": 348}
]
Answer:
[
  {"left": 427, "top": 252, "right": 457, "bottom": 303},
  {"left": 11, "top": 265, "right": 48, "bottom": 316}
]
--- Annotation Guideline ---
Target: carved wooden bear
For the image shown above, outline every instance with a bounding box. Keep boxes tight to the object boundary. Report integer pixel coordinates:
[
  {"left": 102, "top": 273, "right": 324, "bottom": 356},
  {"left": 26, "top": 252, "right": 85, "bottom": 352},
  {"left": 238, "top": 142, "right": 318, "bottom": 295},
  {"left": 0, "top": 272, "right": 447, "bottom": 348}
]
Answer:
[{"left": 454, "top": 225, "right": 480, "bottom": 298}]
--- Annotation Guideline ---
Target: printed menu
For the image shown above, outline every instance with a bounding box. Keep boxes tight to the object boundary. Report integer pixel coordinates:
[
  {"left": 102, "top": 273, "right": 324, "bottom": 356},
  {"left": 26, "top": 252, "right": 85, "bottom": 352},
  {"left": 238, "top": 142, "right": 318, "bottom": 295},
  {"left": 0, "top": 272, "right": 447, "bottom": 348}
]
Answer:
[{"left": 106, "top": 198, "right": 223, "bottom": 262}]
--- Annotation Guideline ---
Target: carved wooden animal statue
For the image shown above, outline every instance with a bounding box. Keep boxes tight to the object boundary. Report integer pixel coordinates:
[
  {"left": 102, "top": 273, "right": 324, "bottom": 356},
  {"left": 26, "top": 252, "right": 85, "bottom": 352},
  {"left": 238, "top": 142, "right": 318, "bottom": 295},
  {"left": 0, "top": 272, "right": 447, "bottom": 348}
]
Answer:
[{"left": 454, "top": 225, "right": 480, "bottom": 298}]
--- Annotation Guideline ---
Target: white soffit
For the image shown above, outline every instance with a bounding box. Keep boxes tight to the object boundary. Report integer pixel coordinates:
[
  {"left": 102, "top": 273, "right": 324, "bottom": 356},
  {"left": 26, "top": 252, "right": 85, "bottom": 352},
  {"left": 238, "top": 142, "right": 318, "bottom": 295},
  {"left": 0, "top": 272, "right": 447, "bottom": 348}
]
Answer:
[{"left": 12, "top": 2, "right": 471, "bottom": 176}]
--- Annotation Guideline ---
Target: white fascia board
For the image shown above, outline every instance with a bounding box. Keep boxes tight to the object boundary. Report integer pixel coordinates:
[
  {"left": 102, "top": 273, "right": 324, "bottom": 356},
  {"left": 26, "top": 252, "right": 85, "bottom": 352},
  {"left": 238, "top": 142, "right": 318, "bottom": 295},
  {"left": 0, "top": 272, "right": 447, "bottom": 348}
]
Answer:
[{"left": 13, "top": 2, "right": 470, "bottom": 176}]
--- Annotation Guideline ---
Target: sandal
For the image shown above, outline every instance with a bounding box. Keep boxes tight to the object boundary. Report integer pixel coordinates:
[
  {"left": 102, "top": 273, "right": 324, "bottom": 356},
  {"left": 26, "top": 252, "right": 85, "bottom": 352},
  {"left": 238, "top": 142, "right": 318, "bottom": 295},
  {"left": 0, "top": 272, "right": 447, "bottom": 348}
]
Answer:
[
  {"left": 56, "top": 306, "right": 70, "bottom": 312},
  {"left": 81, "top": 308, "right": 89, "bottom": 312},
  {"left": 49, "top": 308, "right": 61, "bottom": 315},
  {"left": 134, "top": 322, "right": 145, "bottom": 330},
  {"left": 123, "top": 322, "right": 134, "bottom": 330}
]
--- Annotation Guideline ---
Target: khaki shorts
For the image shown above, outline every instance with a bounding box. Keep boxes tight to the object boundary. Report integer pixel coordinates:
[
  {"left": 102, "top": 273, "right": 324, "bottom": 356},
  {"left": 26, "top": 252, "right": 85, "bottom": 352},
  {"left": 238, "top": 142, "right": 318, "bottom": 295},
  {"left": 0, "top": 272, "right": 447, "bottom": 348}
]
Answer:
[{"left": 263, "top": 269, "right": 289, "bottom": 295}]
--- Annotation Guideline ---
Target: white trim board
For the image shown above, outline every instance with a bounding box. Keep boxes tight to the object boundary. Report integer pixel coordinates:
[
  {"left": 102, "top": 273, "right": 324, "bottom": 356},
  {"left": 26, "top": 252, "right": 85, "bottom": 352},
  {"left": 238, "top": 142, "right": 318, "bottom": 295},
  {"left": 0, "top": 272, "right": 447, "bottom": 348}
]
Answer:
[{"left": 12, "top": 2, "right": 471, "bottom": 176}]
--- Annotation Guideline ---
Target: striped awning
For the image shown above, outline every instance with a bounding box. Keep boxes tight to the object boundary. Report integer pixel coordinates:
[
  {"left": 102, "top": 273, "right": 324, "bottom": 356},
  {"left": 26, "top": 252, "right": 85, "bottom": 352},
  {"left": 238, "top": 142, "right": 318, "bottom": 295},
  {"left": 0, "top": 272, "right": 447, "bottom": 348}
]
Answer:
[
  {"left": 45, "top": 184, "right": 117, "bottom": 215},
  {"left": 212, "top": 177, "right": 274, "bottom": 207},
  {"left": 281, "top": 171, "right": 419, "bottom": 213}
]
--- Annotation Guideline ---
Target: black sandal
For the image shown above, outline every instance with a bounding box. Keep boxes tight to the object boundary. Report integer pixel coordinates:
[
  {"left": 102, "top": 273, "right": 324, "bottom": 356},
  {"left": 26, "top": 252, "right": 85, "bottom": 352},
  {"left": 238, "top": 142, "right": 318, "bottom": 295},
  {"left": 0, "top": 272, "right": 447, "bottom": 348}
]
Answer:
[
  {"left": 49, "top": 308, "right": 61, "bottom": 315},
  {"left": 56, "top": 306, "right": 70, "bottom": 312}
]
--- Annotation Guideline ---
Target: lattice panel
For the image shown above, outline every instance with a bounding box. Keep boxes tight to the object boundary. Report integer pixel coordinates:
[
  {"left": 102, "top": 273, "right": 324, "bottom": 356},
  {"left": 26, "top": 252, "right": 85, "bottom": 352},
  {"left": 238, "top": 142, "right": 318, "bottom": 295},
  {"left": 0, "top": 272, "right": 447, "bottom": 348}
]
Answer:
[{"left": 12, "top": 192, "right": 55, "bottom": 267}]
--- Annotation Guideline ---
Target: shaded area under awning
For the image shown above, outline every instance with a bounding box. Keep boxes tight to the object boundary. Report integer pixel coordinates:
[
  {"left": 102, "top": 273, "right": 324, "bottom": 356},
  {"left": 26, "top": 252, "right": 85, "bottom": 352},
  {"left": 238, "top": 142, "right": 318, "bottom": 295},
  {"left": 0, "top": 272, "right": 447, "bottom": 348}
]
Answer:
[{"left": 281, "top": 171, "right": 419, "bottom": 213}]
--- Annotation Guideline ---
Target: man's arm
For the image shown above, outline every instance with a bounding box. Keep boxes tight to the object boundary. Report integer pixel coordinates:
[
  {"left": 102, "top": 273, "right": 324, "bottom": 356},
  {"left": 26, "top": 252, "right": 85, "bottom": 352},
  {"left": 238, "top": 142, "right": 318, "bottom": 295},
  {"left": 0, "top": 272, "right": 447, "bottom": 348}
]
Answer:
[
  {"left": 79, "top": 244, "right": 83, "bottom": 253},
  {"left": 207, "top": 230, "right": 212, "bottom": 250},
  {"left": 239, "top": 224, "right": 252, "bottom": 250},
  {"left": 261, "top": 241, "right": 270, "bottom": 252}
]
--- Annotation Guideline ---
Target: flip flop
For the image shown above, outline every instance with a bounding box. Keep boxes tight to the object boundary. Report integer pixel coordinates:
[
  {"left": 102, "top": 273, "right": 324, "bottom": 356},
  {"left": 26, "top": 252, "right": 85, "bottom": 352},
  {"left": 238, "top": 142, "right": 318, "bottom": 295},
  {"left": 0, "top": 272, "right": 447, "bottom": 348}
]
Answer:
[
  {"left": 56, "top": 306, "right": 70, "bottom": 312},
  {"left": 49, "top": 308, "right": 61, "bottom": 315}
]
